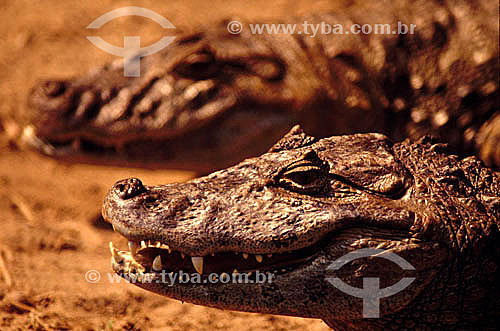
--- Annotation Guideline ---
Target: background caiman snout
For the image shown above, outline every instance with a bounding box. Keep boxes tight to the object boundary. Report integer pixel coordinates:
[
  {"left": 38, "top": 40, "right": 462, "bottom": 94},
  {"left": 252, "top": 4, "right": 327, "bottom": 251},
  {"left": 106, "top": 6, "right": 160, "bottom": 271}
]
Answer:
[
  {"left": 28, "top": 78, "right": 99, "bottom": 137},
  {"left": 29, "top": 79, "right": 73, "bottom": 118},
  {"left": 29, "top": 79, "right": 71, "bottom": 133},
  {"left": 38, "top": 80, "right": 67, "bottom": 98}
]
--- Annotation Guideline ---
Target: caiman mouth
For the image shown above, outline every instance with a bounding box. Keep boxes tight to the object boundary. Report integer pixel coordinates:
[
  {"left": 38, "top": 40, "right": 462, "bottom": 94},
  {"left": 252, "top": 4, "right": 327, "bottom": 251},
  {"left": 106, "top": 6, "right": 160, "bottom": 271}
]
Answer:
[
  {"left": 22, "top": 102, "right": 295, "bottom": 172},
  {"left": 109, "top": 233, "right": 332, "bottom": 280},
  {"left": 21, "top": 125, "right": 111, "bottom": 156}
]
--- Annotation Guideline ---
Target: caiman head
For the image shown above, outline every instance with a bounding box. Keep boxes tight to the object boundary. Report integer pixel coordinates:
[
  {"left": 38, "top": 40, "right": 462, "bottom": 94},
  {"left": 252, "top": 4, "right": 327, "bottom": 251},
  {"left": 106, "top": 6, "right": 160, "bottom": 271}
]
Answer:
[
  {"left": 102, "top": 126, "right": 499, "bottom": 330},
  {"left": 24, "top": 22, "right": 384, "bottom": 173}
]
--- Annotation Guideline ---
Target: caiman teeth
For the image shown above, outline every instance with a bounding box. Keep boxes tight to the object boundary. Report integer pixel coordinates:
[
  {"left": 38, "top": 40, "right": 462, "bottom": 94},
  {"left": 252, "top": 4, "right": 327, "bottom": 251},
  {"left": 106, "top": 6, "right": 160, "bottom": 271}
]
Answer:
[
  {"left": 191, "top": 256, "right": 204, "bottom": 274},
  {"left": 109, "top": 241, "right": 123, "bottom": 263},
  {"left": 152, "top": 255, "right": 162, "bottom": 271},
  {"left": 128, "top": 241, "right": 138, "bottom": 257},
  {"left": 110, "top": 236, "right": 318, "bottom": 276},
  {"left": 138, "top": 240, "right": 171, "bottom": 250},
  {"left": 21, "top": 125, "right": 56, "bottom": 155}
]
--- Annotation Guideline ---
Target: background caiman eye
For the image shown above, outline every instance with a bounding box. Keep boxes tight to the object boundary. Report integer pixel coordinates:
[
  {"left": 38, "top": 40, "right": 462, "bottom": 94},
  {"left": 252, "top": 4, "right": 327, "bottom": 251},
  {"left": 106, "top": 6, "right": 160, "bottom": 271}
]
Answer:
[
  {"left": 174, "top": 52, "right": 219, "bottom": 79},
  {"left": 278, "top": 165, "right": 328, "bottom": 194}
]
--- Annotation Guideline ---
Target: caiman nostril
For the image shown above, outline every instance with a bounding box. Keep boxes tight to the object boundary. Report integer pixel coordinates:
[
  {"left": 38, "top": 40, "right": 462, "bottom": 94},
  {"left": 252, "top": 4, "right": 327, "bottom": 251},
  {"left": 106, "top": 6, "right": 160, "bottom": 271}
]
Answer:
[
  {"left": 42, "top": 80, "right": 66, "bottom": 97},
  {"left": 114, "top": 178, "right": 145, "bottom": 200}
]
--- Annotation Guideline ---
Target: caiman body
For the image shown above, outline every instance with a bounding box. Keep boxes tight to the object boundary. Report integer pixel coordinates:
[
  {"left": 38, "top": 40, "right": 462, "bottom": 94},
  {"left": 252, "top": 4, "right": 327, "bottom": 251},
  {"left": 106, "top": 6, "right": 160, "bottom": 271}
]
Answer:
[
  {"left": 25, "top": 0, "right": 499, "bottom": 172},
  {"left": 103, "top": 126, "right": 500, "bottom": 330}
]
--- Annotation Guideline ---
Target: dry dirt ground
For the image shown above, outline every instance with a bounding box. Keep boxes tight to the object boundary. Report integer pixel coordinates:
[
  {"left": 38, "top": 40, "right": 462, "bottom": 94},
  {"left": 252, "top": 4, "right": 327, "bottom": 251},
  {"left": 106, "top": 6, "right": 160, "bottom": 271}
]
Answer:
[{"left": 0, "top": 1, "right": 356, "bottom": 330}]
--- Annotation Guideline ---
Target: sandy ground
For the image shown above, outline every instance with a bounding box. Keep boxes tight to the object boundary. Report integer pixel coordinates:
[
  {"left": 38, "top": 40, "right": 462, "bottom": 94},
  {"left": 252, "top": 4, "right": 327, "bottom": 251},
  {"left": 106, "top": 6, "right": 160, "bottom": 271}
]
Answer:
[{"left": 0, "top": 1, "right": 356, "bottom": 330}]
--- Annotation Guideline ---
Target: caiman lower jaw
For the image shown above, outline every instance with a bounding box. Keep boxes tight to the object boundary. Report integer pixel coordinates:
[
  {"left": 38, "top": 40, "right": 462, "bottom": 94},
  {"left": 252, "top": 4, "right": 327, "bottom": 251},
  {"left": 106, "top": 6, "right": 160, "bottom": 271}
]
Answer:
[
  {"left": 22, "top": 125, "right": 112, "bottom": 157},
  {"left": 109, "top": 234, "right": 332, "bottom": 281}
]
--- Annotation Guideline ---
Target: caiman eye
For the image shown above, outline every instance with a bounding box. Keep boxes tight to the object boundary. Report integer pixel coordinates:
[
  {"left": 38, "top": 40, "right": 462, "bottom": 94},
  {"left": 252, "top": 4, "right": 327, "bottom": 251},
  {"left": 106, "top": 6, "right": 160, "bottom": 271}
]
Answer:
[
  {"left": 174, "top": 52, "right": 219, "bottom": 79},
  {"left": 278, "top": 165, "right": 328, "bottom": 194}
]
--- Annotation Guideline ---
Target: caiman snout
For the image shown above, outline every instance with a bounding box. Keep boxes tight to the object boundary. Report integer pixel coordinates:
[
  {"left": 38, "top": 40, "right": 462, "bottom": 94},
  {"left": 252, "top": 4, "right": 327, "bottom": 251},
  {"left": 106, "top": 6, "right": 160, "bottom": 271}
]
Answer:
[
  {"left": 40, "top": 80, "right": 67, "bottom": 97},
  {"left": 29, "top": 79, "right": 74, "bottom": 115},
  {"left": 28, "top": 79, "right": 99, "bottom": 137},
  {"left": 112, "top": 178, "right": 145, "bottom": 200}
]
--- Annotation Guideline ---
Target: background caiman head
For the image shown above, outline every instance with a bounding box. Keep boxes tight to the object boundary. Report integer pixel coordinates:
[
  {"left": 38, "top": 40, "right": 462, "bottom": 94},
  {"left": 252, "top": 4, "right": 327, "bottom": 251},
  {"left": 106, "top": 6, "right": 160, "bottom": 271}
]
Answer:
[{"left": 24, "top": 22, "right": 385, "bottom": 173}]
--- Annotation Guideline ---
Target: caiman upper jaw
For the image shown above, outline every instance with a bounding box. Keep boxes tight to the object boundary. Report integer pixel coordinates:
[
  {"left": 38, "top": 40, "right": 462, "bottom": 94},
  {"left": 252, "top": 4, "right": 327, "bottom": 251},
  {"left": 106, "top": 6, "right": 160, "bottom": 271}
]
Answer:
[
  {"left": 105, "top": 179, "right": 333, "bottom": 277},
  {"left": 104, "top": 175, "right": 340, "bottom": 279}
]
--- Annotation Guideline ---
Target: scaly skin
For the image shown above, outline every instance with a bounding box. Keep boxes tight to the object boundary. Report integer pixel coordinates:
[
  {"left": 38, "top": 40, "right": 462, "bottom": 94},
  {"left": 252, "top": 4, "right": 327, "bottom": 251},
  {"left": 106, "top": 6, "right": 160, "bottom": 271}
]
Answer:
[
  {"left": 25, "top": 0, "right": 499, "bottom": 172},
  {"left": 103, "top": 126, "right": 500, "bottom": 330}
]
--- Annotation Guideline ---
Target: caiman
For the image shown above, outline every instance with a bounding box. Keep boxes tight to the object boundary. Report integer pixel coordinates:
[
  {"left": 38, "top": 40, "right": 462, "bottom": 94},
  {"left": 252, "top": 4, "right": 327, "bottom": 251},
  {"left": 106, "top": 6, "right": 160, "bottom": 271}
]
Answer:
[
  {"left": 103, "top": 125, "right": 500, "bottom": 330},
  {"left": 23, "top": 0, "right": 499, "bottom": 172}
]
